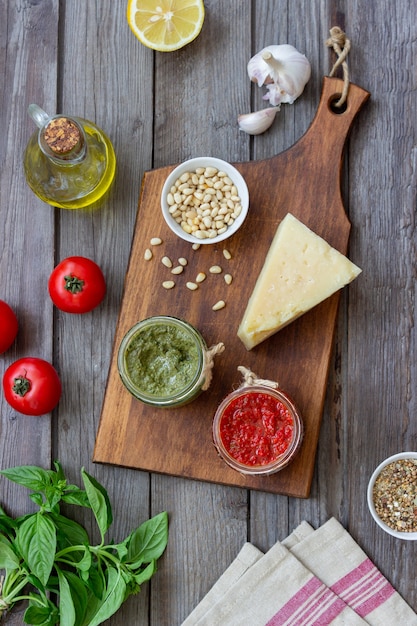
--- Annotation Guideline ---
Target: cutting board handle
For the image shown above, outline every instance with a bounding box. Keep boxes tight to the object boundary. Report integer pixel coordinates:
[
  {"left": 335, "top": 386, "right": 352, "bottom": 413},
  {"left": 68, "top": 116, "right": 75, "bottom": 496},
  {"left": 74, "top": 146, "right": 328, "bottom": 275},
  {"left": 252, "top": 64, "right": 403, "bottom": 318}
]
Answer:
[{"left": 297, "top": 76, "right": 370, "bottom": 166}]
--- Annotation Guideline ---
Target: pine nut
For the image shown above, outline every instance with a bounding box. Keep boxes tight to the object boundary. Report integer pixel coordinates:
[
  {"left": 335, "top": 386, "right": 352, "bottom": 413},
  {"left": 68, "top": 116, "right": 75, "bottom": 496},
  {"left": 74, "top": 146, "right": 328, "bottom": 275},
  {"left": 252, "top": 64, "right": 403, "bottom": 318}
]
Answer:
[
  {"left": 162, "top": 256, "right": 173, "bottom": 268},
  {"left": 178, "top": 257, "right": 188, "bottom": 266},
  {"left": 171, "top": 266, "right": 184, "bottom": 275},
  {"left": 212, "top": 300, "right": 225, "bottom": 311},
  {"left": 162, "top": 281, "right": 175, "bottom": 289},
  {"left": 186, "top": 281, "right": 198, "bottom": 290},
  {"left": 196, "top": 272, "right": 206, "bottom": 283},
  {"left": 209, "top": 265, "right": 222, "bottom": 274},
  {"left": 150, "top": 237, "right": 162, "bottom": 246},
  {"left": 144, "top": 248, "right": 152, "bottom": 261},
  {"left": 224, "top": 273, "right": 233, "bottom": 285}
]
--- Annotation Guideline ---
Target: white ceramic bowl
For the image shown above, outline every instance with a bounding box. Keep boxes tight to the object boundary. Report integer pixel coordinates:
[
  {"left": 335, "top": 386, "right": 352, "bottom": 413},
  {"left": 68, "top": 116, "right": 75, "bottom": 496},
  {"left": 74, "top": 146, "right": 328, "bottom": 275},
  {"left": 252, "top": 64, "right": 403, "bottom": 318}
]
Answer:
[
  {"left": 367, "top": 451, "right": 417, "bottom": 540},
  {"left": 161, "top": 157, "right": 249, "bottom": 245}
]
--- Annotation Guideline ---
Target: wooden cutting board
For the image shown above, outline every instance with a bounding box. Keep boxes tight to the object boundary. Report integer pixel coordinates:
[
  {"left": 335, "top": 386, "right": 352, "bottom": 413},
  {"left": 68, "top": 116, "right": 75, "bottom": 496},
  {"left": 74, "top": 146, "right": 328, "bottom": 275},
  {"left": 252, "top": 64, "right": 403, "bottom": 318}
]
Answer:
[{"left": 94, "top": 77, "right": 370, "bottom": 498}]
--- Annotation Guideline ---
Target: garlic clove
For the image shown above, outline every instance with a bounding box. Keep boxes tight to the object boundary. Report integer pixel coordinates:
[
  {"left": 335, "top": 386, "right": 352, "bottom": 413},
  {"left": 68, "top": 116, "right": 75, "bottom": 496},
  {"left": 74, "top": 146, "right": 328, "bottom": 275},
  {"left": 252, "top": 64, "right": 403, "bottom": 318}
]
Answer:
[
  {"left": 247, "top": 44, "right": 311, "bottom": 106},
  {"left": 238, "top": 107, "right": 278, "bottom": 135}
]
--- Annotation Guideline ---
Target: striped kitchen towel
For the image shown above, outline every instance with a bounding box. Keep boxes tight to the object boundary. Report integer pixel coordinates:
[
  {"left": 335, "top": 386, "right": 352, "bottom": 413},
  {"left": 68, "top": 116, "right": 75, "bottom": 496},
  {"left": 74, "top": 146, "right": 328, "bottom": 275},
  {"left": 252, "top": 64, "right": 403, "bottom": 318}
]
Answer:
[
  {"left": 282, "top": 517, "right": 417, "bottom": 625},
  {"left": 182, "top": 518, "right": 417, "bottom": 626}
]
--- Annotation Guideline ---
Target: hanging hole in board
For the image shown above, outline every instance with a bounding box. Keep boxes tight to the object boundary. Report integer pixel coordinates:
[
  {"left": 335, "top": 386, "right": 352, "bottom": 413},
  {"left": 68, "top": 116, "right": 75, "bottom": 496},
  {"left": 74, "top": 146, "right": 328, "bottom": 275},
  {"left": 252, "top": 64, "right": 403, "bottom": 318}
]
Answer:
[{"left": 329, "top": 95, "right": 348, "bottom": 114}]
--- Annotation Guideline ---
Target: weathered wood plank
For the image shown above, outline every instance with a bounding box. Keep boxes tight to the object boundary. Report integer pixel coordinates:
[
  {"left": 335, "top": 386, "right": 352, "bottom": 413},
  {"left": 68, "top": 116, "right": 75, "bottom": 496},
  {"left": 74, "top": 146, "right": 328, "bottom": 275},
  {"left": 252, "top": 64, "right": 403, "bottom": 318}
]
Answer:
[
  {"left": 150, "top": 1, "right": 252, "bottom": 622},
  {"left": 53, "top": 1, "right": 154, "bottom": 623},
  {"left": 345, "top": 0, "right": 417, "bottom": 608},
  {"left": 0, "top": 0, "right": 58, "bottom": 511}
]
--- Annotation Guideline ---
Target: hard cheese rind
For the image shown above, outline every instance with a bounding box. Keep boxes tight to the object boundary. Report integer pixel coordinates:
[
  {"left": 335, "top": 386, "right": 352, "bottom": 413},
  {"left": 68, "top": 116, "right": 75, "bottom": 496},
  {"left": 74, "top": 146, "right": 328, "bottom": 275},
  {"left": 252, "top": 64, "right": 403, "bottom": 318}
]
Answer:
[{"left": 238, "top": 213, "right": 362, "bottom": 350}]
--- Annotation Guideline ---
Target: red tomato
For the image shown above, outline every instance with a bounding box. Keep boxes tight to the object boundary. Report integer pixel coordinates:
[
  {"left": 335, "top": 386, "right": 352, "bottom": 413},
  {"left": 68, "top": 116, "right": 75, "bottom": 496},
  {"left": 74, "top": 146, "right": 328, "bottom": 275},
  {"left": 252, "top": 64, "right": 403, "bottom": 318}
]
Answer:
[
  {"left": 0, "top": 300, "right": 18, "bottom": 354},
  {"left": 48, "top": 256, "right": 106, "bottom": 313},
  {"left": 3, "top": 357, "right": 62, "bottom": 416}
]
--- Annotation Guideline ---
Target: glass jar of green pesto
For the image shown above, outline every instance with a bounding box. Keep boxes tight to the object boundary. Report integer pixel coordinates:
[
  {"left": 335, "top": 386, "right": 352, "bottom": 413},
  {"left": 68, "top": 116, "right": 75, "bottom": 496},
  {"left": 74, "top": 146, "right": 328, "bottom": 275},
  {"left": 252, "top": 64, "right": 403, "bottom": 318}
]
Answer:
[{"left": 118, "top": 316, "right": 209, "bottom": 408}]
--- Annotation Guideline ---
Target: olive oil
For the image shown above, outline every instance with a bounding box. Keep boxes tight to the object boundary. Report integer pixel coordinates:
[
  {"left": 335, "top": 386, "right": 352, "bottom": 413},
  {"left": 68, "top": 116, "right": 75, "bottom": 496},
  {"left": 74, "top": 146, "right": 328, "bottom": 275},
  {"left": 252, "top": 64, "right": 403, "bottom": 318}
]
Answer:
[{"left": 23, "top": 105, "right": 116, "bottom": 209}]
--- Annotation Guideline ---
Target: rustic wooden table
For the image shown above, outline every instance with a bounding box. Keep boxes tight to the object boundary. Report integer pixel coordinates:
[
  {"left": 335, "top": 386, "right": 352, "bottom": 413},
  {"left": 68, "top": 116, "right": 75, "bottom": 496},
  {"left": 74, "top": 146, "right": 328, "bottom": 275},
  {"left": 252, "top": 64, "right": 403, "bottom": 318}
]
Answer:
[{"left": 1, "top": 1, "right": 416, "bottom": 624}]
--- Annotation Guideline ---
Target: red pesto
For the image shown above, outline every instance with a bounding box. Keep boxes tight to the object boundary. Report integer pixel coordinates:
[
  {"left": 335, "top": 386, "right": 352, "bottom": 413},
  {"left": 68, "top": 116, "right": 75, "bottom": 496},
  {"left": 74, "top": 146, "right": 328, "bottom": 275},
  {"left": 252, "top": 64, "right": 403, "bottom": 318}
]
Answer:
[{"left": 219, "top": 391, "right": 294, "bottom": 466}]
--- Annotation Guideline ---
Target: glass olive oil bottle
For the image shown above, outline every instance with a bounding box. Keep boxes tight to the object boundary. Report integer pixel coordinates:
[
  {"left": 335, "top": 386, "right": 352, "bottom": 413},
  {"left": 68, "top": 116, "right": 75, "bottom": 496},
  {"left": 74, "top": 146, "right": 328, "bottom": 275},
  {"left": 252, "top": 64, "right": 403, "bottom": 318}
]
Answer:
[{"left": 23, "top": 104, "right": 116, "bottom": 209}]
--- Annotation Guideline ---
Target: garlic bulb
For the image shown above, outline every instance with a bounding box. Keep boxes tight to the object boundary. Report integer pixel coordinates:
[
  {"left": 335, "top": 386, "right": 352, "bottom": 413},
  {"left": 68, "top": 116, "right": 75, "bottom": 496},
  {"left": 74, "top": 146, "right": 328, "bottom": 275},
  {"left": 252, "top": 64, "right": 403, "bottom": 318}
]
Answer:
[
  {"left": 238, "top": 108, "right": 278, "bottom": 135},
  {"left": 247, "top": 44, "right": 311, "bottom": 107}
]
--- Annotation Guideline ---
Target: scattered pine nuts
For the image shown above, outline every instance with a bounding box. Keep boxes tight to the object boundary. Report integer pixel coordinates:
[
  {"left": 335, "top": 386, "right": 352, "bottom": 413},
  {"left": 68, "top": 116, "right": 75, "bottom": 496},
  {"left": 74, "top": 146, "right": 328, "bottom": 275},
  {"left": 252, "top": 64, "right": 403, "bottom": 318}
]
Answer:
[
  {"left": 223, "top": 249, "right": 232, "bottom": 260},
  {"left": 178, "top": 257, "right": 188, "bottom": 266},
  {"left": 209, "top": 265, "right": 222, "bottom": 274},
  {"left": 162, "top": 280, "right": 175, "bottom": 290},
  {"left": 150, "top": 237, "right": 162, "bottom": 246},
  {"left": 161, "top": 256, "right": 173, "bottom": 268},
  {"left": 171, "top": 265, "right": 184, "bottom": 275},
  {"left": 224, "top": 273, "right": 233, "bottom": 285},
  {"left": 212, "top": 300, "right": 225, "bottom": 311},
  {"left": 192, "top": 243, "right": 201, "bottom": 250},
  {"left": 196, "top": 272, "right": 206, "bottom": 283},
  {"left": 144, "top": 248, "right": 152, "bottom": 261},
  {"left": 186, "top": 281, "right": 198, "bottom": 291}
]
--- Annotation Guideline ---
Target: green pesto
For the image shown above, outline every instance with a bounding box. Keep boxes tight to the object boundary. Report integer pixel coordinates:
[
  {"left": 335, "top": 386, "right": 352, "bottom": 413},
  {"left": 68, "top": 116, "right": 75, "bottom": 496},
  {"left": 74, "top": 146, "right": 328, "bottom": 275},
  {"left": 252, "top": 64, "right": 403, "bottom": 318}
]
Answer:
[{"left": 124, "top": 322, "right": 201, "bottom": 397}]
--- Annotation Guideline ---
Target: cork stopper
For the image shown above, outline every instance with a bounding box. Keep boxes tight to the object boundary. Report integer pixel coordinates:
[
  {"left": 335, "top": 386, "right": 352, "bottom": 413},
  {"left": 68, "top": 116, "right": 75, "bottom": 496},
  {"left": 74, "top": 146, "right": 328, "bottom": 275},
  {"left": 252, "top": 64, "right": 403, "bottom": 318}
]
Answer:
[{"left": 43, "top": 117, "right": 81, "bottom": 154}]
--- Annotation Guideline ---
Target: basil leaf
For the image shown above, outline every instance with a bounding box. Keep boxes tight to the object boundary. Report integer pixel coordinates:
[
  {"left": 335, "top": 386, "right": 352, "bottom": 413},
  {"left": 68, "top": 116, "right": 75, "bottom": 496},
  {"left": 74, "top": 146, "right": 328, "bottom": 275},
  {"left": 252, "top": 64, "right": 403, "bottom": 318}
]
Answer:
[
  {"left": 0, "top": 513, "right": 17, "bottom": 536},
  {"left": 1, "top": 465, "right": 51, "bottom": 491},
  {"left": 53, "top": 460, "right": 65, "bottom": 481},
  {"left": 0, "top": 534, "right": 20, "bottom": 569},
  {"left": 17, "top": 513, "right": 56, "bottom": 586},
  {"left": 81, "top": 469, "right": 113, "bottom": 540},
  {"left": 24, "top": 601, "right": 58, "bottom": 625},
  {"left": 126, "top": 511, "right": 168, "bottom": 567},
  {"left": 108, "top": 540, "right": 128, "bottom": 561},
  {"left": 51, "top": 512, "right": 90, "bottom": 549},
  {"left": 62, "top": 489, "right": 90, "bottom": 508},
  {"left": 57, "top": 567, "right": 76, "bottom": 626},
  {"left": 62, "top": 571, "right": 89, "bottom": 626},
  {"left": 29, "top": 492, "right": 45, "bottom": 508},
  {"left": 80, "top": 593, "right": 102, "bottom": 626},
  {"left": 132, "top": 559, "right": 156, "bottom": 585},
  {"left": 88, "top": 566, "right": 127, "bottom": 626},
  {"left": 82, "top": 563, "right": 105, "bottom": 599}
]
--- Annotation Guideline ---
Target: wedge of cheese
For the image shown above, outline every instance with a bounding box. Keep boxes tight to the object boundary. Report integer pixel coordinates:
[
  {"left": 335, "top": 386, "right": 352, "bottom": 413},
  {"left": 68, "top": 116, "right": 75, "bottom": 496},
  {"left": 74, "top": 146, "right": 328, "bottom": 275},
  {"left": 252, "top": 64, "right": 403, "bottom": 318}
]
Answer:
[{"left": 237, "top": 213, "right": 362, "bottom": 350}]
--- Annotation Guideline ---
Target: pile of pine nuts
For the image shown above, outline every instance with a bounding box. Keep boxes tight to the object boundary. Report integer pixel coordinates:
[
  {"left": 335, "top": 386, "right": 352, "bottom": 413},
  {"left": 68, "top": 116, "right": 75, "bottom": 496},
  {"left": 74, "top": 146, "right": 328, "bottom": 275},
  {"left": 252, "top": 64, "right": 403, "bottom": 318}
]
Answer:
[{"left": 166, "top": 167, "right": 243, "bottom": 240}]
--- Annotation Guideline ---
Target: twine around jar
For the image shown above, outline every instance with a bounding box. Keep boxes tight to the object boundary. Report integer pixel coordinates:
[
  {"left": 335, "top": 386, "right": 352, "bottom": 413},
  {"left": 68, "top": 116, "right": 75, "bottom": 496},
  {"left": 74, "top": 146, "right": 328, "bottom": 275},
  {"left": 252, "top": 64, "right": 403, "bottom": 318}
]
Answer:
[
  {"left": 325, "top": 26, "right": 351, "bottom": 108},
  {"left": 238, "top": 365, "right": 279, "bottom": 390},
  {"left": 202, "top": 343, "right": 225, "bottom": 390}
]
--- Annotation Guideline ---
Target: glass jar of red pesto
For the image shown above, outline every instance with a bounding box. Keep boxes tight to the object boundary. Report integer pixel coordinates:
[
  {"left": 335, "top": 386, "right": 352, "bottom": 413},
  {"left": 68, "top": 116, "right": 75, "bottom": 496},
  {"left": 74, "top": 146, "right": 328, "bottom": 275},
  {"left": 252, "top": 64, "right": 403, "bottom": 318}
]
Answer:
[{"left": 212, "top": 385, "right": 303, "bottom": 476}]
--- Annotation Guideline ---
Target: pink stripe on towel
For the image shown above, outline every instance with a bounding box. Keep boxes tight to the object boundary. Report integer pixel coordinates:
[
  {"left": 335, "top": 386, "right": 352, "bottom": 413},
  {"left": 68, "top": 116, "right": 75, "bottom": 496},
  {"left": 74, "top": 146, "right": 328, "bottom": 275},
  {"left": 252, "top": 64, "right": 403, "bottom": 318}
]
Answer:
[
  {"left": 266, "top": 576, "right": 347, "bottom": 626},
  {"left": 331, "top": 558, "right": 395, "bottom": 616}
]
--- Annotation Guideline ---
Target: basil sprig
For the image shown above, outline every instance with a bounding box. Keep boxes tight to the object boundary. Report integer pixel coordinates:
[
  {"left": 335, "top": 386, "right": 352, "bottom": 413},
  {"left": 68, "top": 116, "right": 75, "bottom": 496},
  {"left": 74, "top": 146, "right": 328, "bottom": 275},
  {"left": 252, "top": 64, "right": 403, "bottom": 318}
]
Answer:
[{"left": 0, "top": 462, "right": 168, "bottom": 625}]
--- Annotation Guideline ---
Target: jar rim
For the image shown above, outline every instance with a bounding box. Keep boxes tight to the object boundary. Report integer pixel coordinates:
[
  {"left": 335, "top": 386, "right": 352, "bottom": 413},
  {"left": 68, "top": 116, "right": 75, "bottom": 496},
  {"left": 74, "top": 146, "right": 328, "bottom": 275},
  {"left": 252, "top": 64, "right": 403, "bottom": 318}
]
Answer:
[
  {"left": 118, "top": 316, "right": 207, "bottom": 407},
  {"left": 212, "top": 385, "right": 303, "bottom": 475}
]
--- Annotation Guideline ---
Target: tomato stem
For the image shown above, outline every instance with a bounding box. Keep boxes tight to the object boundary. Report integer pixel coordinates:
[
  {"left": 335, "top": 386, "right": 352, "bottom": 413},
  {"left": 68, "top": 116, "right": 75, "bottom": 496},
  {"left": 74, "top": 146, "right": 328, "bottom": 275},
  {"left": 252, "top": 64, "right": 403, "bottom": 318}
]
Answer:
[
  {"left": 64, "top": 274, "right": 84, "bottom": 293},
  {"left": 12, "top": 376, "right": 31, "bottom": 397}
]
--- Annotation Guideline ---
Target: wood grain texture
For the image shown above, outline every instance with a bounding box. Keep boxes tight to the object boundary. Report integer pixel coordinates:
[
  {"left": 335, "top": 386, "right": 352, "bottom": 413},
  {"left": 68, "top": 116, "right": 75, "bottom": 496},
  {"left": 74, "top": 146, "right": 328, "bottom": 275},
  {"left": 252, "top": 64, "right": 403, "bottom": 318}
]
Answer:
[{"left": 1, "top": 1, "right": 417, "bottom": 624}]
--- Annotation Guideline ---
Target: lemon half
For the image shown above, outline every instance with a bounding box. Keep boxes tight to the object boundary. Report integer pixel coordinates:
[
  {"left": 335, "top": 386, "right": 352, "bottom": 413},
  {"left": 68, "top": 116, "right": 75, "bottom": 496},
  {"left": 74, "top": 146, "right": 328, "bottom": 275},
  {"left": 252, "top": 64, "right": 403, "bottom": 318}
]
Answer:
[{"left": 127, "top": 0, "right": 205, "bottom": 52}]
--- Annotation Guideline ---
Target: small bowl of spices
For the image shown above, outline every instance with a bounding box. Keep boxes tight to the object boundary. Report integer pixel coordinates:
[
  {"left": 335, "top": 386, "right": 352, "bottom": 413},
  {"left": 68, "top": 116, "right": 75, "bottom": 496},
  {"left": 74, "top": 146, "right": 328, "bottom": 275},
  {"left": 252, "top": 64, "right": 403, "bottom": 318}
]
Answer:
[
  {"left": 161, "top": 157, "right": 249, "bottom": 245},
  {"left": 212, "top": 367, "right": 303, "bottom": 475},
  {"left": 118, "top": 316, "right": 224, "bottom": 408},
  {"left": 367, "top": 452, "right": 417, "bottom": 539}
]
